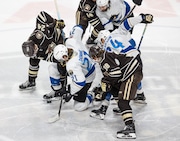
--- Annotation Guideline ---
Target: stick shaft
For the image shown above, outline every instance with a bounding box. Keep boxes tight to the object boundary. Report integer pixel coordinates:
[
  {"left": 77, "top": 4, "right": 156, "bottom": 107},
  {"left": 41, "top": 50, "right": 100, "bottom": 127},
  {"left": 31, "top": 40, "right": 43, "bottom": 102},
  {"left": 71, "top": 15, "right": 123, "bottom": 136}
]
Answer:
[{"left": 138, "top": 24, "right": 148, "bottom": 50}]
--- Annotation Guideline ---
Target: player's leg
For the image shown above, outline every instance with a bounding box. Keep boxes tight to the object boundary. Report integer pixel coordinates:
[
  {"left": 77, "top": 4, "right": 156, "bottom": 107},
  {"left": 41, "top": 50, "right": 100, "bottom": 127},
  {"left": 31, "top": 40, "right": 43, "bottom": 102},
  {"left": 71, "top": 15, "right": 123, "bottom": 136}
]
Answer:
[
  {"left": 19, "top": 58, "right": 40, "bottom": 90},
  {"left": 43, "top": 63, "right": 68, "bottom": 102},
  {"left": 117, "top": 70, "right": 142, "bottom": 139},
  {"left": 134, "top": 81, "right": 146, "bottom": 104},
  {"left": 90, "top": 92, "right": 111, "bottom": 120},
  {"left": 73, "top": 83, "right": 93, "bottom": 112}
]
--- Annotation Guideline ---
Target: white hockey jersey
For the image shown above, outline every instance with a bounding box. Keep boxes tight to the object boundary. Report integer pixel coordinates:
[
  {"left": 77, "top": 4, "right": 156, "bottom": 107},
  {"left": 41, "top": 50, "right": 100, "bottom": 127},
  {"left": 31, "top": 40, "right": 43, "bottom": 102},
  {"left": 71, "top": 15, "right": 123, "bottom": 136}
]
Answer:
[
  {"left": 103, "top": 16, "right": 143, "bottom": 56},
  {"left": 65, "top": 39, "right": 96, "bottom": 95},
  {"left": 96, "top": 0, "right": 130, "bottom": 30}
]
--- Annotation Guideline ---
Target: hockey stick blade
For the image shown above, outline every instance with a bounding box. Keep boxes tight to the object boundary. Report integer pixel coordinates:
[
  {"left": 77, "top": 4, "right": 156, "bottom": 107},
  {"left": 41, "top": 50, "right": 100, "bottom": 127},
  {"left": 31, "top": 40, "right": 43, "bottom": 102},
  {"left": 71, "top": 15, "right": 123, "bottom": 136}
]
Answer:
[
  {"left": 48, "top": 114, "right": 61, "bottom": 123},
  {"left": 47, "top": 96, "right": 63, "bottom": 123}
]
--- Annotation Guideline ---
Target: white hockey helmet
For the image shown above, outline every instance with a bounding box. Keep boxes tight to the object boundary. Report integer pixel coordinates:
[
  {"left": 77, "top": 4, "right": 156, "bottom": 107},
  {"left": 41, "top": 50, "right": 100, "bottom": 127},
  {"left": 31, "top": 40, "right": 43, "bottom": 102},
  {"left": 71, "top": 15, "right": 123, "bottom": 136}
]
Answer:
[
  {"left": 53, "top": 44, "right": 68, "bottom": 61},
  {"left": 96, "top": 0, "right": 110, "bottom": 11},
  {"left": 97, "top": 30, "right": 110, "bottom": 48}
]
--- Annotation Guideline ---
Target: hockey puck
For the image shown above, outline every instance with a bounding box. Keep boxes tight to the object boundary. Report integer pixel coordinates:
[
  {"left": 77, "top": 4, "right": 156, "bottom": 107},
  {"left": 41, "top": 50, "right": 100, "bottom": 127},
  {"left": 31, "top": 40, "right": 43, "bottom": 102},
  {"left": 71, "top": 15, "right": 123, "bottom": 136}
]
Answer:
[{"left": 47, "top": 100, "right": 52, "bottom": 103}]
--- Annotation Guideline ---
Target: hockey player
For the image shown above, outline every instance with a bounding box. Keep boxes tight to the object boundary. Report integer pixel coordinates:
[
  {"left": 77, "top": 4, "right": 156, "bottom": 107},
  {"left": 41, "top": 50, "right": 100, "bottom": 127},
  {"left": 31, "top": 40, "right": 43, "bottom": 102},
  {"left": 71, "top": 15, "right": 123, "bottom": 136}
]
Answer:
[
  {"left": 76, "top": 0, "right": 104, "bottom": 45},
  {"left": 44, "top": 25, "right": 95, "bottom": 111},
  {"left": 96, "top": 0, "right": 142, "bottom": 31},
  {"left": 19, "top": 11, "right": 66, "bottom": 90},
  {"left": 89, "top": 13, "right": 153, "bottom": 139},
  {"left": 90, "top": 13, "right": 153, "bottom": 118}
]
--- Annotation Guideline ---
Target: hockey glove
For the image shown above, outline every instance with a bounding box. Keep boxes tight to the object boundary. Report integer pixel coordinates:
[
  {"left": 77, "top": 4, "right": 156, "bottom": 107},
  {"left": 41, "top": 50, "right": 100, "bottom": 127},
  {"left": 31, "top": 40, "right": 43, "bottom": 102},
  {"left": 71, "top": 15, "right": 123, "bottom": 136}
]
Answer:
[
  {"left": 133, "top": 0, "right": 143, "bottom": 6},
  {"left": 101, "top": 79, "right": 111, "bottom": 92},
  {"left": 140, "top": 14, "right": 154, "bottom": 24},
  {"left": 56, "top": 85, "right": 72, "bottom": 102},
  {"left": 56, "top": 19, "right": 65, "bottom": 29}
]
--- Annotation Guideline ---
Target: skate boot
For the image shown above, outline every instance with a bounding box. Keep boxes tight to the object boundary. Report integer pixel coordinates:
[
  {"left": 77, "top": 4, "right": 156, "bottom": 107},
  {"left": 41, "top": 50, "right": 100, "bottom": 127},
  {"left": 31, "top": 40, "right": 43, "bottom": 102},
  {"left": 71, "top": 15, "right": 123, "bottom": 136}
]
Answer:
[
  {"left": 134, "top": 92, "right": 147, "bottom": 104},
  {"left": 43, "top": 90, "right": 60, "bottom": 103},
  {"left": 117, "top": 123, "right": 136, "bottom": 139},
  {"left": 113, "top": 107, "right": 121, "bottom": 115},
  {"left": 90, "top": 105, "right": 108, "bottom": 120},
  {"left": 43, "top": 91, "right": 56, "bottom": 99},
  {"left": 19, "top": 80, "right": 36, "bottom": 90}
]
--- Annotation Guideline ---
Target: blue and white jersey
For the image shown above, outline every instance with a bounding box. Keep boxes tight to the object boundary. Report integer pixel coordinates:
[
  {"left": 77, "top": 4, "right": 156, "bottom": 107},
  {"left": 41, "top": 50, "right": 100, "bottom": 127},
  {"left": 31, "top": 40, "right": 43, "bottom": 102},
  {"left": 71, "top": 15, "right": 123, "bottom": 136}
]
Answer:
[
  {"left": 103, "top": 16, "right": 143, "bottom": 55},
  {"left": 104, "top": 30, "right": 136, "bottom": 54},
  {"left": 96, "top": 0, "right": 131, "bottom": 30},
  {"left": 66, "top": 49, "right": 96, "bottom": 95}
]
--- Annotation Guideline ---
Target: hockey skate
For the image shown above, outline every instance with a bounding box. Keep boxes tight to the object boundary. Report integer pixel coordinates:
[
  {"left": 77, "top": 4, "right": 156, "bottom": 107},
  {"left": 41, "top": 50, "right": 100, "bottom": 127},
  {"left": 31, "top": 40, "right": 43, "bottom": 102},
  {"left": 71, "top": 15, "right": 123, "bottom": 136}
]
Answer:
[
  {"left": 19, "top": 80, "right": 36, "bottom": 90},
  {"left": 134, "top": 92, "right": 147, "bottom": 104},
  {"left": 117, "top": 123, "right": 136, "bottom": 139},
  {"left": 43, "top": 90, "right": 60, "bottom": 103},
  {"left": 43, "top": 85, "right": 72, "bottom": 103},
  {"left": 112, "top": 107, "right": 121, "bottom": 115},
  {"left": 90, "top": 105, "right": 108, "bottom": 120}
]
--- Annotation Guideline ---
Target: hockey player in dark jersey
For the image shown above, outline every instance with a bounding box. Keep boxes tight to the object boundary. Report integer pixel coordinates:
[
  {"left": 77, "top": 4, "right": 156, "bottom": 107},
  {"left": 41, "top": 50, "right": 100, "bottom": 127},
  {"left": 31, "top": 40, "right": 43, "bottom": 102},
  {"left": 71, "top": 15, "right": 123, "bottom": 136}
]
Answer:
[
  {"left": 76, "top": 0, "right": 104, "bottom": 45},
  {"left": 89, "top": 13, "right": 153, "bottom": 139},
  {"left": 19, "top": 11, "right": 66, "bottom": 90},
  {"left": 90, "top": 46, "right": 142, "bottom": 139}
]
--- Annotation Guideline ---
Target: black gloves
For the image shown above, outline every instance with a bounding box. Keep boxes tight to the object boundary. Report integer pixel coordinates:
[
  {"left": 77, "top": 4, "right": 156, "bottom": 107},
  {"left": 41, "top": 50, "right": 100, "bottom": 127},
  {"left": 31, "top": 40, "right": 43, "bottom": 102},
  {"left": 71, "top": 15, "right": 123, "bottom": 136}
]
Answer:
[
  {"left": 56, "top": 85, "right": 72, "bottom": 102},
  {"left": 133, "top": 0, "right": 143, "bottom": 6},
  {"left": 140, "top": 14, "right": 154, "bottom": 24},
  {"left": 56, "top": 19, "right": 65, "bottom": 29}
]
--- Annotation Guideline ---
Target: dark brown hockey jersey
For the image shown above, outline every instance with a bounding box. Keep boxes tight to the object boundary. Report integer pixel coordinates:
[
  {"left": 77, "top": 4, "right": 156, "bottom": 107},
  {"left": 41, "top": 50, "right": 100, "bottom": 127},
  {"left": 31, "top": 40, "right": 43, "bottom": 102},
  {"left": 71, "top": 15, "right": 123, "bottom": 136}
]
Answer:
[{"left": 99, "top": 51, "right": 142, "bottom": 88}]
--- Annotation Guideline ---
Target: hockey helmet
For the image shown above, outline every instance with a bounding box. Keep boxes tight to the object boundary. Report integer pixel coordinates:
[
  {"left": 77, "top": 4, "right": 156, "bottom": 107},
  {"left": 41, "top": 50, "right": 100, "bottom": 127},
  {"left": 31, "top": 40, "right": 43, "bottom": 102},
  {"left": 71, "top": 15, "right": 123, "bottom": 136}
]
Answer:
[
  {"left": 96, "top": 0, "right": 110, "bottom": 11},
  {"left": 53, "top": 44, "right": 68, "bottom": 61},
  {"left": 22, "top": 40, "right": 36, "bottom": 57},
  {"left": 36, "top": 11, "right": 55, "bottom": 28},
  {"left": 97, "top": 30, "right": 110, "bottom": 48},
  {"left": 89, "top": 45, "right": 104, "bottom": 60}
]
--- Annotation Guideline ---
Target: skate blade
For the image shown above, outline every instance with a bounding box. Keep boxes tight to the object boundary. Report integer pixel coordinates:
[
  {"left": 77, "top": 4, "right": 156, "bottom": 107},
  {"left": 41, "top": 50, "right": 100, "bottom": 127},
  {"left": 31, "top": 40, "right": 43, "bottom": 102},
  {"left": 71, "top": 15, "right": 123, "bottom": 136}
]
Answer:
[
  {"left": 117, "top": 133, "right": 136, "bottom": 139},
  {"left": 43, "top": 97, "right": 61, "bottom": 103},
  {"left": 133, "top": 100, "right": 147, "bottom": 104},
  {"left": 90, "top": 112, "right": 105, "bottom": 120},
  {"left": 19, "top": 86, "right": 36, "bottom": 91}
]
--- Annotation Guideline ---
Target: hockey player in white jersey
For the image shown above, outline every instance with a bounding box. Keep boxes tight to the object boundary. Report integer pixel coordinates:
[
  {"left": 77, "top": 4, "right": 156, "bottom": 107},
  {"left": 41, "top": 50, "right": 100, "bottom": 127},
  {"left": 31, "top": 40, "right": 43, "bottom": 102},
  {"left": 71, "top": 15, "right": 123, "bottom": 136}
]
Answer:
[
  {"left": 43, "top": 25, "right": 95, "bottom": 111},
  {"left": 96, "top": 0, "right": 143, "bottom": 31}
]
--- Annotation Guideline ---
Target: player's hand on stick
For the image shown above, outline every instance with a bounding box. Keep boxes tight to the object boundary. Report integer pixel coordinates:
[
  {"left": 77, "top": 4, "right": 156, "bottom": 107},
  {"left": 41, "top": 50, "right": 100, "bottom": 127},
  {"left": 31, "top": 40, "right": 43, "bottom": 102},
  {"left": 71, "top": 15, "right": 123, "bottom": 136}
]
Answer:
[
  {"left": 56, "top": 19, "right": 65, "bottom": 29},
  {"left": 140, "top": 14, "right": 154, "bottom": 24}
]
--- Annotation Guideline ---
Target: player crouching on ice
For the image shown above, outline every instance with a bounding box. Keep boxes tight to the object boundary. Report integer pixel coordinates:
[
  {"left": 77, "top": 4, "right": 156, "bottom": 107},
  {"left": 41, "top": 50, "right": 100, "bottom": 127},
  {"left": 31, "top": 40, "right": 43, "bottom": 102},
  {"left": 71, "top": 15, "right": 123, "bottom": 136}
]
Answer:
[{"left": 43, "top": 25, "right": 96, "bottom": 111}]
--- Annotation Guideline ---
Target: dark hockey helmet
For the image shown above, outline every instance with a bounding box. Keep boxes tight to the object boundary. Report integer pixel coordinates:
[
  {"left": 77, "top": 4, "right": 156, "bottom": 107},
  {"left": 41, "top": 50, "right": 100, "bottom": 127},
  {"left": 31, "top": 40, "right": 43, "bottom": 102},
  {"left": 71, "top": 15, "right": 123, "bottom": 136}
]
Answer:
[
  {"left": 36, "top": 11, "right": 55, "bottom": 28},
  {"left": 22, "top": 40, "right": 36, "bottom": 57},
  {"left": 89, "top": 45, "right": 104, "bottom": 60}
]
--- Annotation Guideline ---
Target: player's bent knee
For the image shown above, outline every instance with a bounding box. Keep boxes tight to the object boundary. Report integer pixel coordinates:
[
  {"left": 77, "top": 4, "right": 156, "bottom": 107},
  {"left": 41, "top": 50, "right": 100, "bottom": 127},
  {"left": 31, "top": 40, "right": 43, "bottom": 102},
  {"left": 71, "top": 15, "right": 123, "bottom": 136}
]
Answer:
[{"left": 73, "top": 99, "right": 89, "bottom": 112}]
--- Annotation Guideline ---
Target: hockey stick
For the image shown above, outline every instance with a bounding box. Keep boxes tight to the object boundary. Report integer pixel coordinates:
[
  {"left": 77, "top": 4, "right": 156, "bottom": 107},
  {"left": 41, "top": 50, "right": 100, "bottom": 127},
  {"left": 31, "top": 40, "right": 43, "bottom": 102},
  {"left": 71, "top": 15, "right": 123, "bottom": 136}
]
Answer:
[
  {"left": 103, "top": 5, "right": 137, "bottom": 27},
  {"left": 47, "top": 78, "right": 71, "bottom": 123},
  {"left": 53, "top": 0, "right": 65, "bottom": 40},
  {"left": 119, "top": 4, "right": 136, "bottom": 25},
  {"left": 137, "top": 24, "right": 148, "bottom": 50},
  {"left": 48, "top": 96, "right": 63, "bottom": 123}
]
